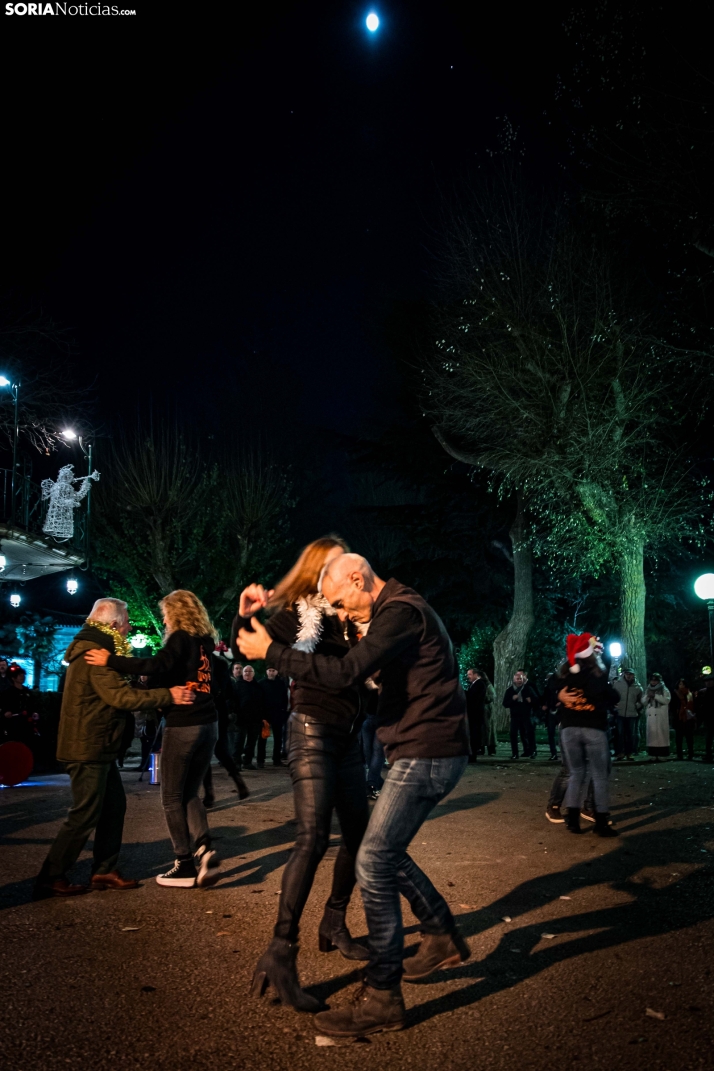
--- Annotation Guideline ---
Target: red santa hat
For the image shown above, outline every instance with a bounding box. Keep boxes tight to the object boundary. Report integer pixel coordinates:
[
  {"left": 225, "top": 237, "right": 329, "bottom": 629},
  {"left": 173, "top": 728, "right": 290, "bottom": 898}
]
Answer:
[{"left": 566, "top": 633, "right": 598, "bottom": 673}]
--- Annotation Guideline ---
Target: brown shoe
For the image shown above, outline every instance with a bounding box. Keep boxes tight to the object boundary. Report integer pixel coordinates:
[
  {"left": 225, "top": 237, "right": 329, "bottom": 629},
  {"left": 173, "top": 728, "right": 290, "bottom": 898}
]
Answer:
[
  {"left": 314, "top": 983, "right": 405, "bottom": 1037},
  {"left": 33, "top": 876, "right": 89, "bottom": 900},
  {"left": 91, "top": 871, "right": 140, "bottom": 891},
  {"left": 402, "top": 929, "right": 471, "bottom": 981}
]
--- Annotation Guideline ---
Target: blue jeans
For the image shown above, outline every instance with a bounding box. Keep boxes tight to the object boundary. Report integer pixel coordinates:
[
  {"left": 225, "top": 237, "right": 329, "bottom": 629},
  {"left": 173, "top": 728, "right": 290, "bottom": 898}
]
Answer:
[
  {"left": 361, "top": 715, "right": 385, "bottom": 790},
  {"left": 560, "top": 726, "right": 611, "bottom": 814},
  {"left": 356, "top": 755, "right": 468, "bottom": 989}
]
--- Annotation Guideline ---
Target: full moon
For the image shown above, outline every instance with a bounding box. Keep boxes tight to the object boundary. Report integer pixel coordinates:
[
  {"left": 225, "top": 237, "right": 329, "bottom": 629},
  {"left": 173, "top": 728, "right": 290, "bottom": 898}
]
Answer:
[{"left": 366, "top": 12, "right": 379, "bottom": 32}]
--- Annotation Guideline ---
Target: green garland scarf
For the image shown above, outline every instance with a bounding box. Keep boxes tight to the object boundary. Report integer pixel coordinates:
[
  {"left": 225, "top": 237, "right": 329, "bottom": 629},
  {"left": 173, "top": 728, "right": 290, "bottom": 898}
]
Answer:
[{"left": 85, "top": 619, "right": 134, "bottom": 659}]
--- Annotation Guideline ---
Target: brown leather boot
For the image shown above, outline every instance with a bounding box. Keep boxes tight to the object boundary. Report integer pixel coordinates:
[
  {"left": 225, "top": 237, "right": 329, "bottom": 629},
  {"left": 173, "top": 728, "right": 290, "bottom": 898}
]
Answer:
[
  {"left": 33, "top": 876, "right": 89, "bottom": 900},
  {"left": 90, "top": 871, "right": 140, "bottom": 891},
  {"left": 402, "top": 929, "right": 471, "bottom": 981},
  {"left": 314, "top": 982, "right": 405, "bottom": 1037}
]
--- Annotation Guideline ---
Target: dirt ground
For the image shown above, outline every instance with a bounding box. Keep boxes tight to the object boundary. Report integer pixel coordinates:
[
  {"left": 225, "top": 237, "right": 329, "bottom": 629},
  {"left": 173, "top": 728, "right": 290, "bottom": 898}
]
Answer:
[{"left": 1, "top": 753, "right": 713, "bottom": 1071}]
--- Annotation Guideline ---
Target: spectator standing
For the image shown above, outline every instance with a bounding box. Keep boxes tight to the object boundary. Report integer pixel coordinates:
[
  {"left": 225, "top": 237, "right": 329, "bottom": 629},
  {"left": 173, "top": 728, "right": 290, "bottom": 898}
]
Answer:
[
  {"left": 503, "top": 670, "right": 538, "bottom": 759},
  {"left": 202, "top": 651, "right": 249, "bottom": 805},
  {"left": 233, "top": 664, "right": 268, "bottom": 769},
  {"left": 673, "top": 679, "right": 696, "bottom": 761},
  {"left": 0, "top": 657, "right": 12, "bottom": 692},
  {"left": 695, "top": 677, "right": 714, "bottom": 763},
  {"left": 612, "top": 668, "right": 643, "bottom": 760},
  {"left": 644, "top": 672, "right": 671, "bottom": 761},
  {"left": 3, "top": 664, "right": 39, "bottom": 748},
  {"left": 465, "top": 667, "right": 487, "bottom": 761},
  {"left": 541, "top": 669, "right": 562, "bottom": 761},
  {"left": 259, "top": 667, "right": 290, "bottom": 766}
]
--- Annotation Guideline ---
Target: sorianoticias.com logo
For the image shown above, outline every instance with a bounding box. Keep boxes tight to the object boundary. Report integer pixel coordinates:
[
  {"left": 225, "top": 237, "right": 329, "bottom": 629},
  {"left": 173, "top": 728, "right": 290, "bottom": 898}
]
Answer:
[{"left": 5, "top": 3, "right": 137, "bottom": 13}]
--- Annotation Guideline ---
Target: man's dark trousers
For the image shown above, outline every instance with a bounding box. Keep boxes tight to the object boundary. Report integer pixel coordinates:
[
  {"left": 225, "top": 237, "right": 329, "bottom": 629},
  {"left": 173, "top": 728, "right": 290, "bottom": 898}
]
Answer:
[{"left": 43, "top": 762, "right": 126, "bottom": 879}]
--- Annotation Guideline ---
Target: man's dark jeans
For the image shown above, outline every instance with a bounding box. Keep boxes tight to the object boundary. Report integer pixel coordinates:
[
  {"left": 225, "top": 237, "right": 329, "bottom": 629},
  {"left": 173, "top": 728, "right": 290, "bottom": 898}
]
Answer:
[
  {"left": 161, "top": 722, "right": 217, "bottom": 858},
  {"left": 616, "top": 715, "right": 637, "bottom": 756},
  {"left": 510, "top": 712, "right": 531, "bottom": 757},
  {"left": 275, "top": 713, "right": 370, "bottom": 941},
  {"left": 545, "top": 712, "right": 559, "bottom": 758},
  {"left": 234, "top": 719, "right": 261, "bottom": 767},
  {"left": 356, "top": 755, "right": 468, "bottom": 989},
  {"left": 361, "top": 714, "right": 385, "bottom": 789},
  {"left": 674, "top": 720, "right": 695, "bottom": 760},
  {"left": 44, "top": 761, "right": 126, "bottom": 879}
]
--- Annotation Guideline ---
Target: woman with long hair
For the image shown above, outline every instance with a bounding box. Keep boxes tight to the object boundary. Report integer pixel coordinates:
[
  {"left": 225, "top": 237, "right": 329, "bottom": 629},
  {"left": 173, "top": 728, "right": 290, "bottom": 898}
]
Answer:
[
  {"left": 85, "top": 590, "right": 221, "bottom": 889},
  {"left": 230, "top": 536, "right": 370, "bottom": 1012}
]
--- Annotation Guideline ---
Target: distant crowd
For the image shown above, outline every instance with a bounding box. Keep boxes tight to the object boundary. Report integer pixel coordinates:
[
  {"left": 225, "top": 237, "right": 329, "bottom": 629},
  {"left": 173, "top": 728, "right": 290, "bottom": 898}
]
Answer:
[{"left": 464, "top": 663, "right": 714, "bottom": 765}]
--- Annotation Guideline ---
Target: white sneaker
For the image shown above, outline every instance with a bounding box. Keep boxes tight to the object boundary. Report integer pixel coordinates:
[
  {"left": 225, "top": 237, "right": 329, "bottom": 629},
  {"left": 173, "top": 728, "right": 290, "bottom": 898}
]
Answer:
[
  {"left": 195, "top": 845, "right": 221, "bottom": 888},
  {"left": 156, "top": 859, "right": 197, "bottom": 887}
]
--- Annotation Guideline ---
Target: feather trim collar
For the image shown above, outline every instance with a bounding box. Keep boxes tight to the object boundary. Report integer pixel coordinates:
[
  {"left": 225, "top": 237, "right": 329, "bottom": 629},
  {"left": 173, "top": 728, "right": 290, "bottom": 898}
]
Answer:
[{"left": 293, "top": 593, "right": 335, "bottom": 652}]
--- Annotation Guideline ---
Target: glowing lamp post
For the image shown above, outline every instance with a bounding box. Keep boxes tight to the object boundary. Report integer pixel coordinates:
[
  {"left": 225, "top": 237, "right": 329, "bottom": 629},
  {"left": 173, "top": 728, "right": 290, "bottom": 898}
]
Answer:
[
  {"left": 130, "top": 633, "right": 148, "bottom": 650},
  {"left": 694, "top": 573, "right": 714, "bottom": 664},
  {"left": 9, "top": 593, "right": 21, "bottom": 608},
  {"left": 366, "top": 12, "right": 379, "bottom": 31},
  {"left": 0, "top": 375, "right": 20, "bottom": 524},
  {"left": 66, "top": 578, "right": 78, "bottom": 595}
]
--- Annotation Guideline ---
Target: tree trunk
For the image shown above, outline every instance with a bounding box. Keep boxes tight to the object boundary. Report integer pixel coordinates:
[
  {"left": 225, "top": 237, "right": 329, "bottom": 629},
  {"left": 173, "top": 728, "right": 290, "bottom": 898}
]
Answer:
[
  {"left": 493, "top": 495, "right": 535, "bottom": 730},
  {"left": 617, "top": 535, "right": 647, "bottom": 685}
]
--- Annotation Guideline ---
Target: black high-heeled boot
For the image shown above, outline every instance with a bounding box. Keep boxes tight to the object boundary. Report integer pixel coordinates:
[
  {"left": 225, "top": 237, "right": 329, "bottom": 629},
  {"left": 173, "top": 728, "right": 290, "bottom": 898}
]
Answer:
[
  {"left": 318, "top": 905, "right": 370, "bottom": 960},
  {"left": 565, "top": 807, "right": 583, "bottom": 834},
  {"left": 250, "top": 937, "right": 323, "bottom": 1012}
]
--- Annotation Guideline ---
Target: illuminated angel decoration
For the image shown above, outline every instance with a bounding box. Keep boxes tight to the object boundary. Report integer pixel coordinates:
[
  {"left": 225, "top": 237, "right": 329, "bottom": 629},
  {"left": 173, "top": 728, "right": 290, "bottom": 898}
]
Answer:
[{"left": 41, "top": 464, "right": 100, "bottom": 540}]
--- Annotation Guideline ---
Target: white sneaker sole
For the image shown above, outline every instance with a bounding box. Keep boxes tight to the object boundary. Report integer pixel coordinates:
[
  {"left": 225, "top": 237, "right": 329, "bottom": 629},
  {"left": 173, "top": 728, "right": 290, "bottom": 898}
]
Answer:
[
  {"left": 156, "top": 874, "right": 197, "bottom": 887},
  {"left": 196, "top": 851, "right": 221, "bottom": 888}
]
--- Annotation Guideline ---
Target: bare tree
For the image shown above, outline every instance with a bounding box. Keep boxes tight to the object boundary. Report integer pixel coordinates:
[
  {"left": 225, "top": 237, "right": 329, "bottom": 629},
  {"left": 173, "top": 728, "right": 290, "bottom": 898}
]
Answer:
[
  {"left": 426, "top": 175, "right": 710, "bottom": 690},
  {"left": 0, "top": 302, "right": 93, "bottom": 453}
]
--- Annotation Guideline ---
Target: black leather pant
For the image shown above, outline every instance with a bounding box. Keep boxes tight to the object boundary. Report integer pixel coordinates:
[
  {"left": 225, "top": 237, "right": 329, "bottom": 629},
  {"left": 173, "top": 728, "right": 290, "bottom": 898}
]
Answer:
[{"left": 274, "top": 712, "right": 370, "bottom": 942}]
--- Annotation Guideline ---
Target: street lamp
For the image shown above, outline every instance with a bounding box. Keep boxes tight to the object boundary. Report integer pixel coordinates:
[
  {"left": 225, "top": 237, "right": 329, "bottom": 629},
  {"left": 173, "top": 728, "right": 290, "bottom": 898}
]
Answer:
[
  {"left": 9, "top": 593, "right": 21, "bottom": 608},
  {"left": 608, "top": 642, "right": 622, "bottom": 659},
  {"left": 66, "top": 578, "right": 78, "bottom": 595},
  {"left": 694, "top": 573, "right": 714, "bottom": 664},
  {"left": 60, "top": 427, "right": 94, "bottom": 567},
  {"left": 0, "top": 376, "right": 20, "bottom": 524},
  {"left": 130, "top": 633, "right": 148, "bottom": 649},
  {"left": 366, "top": 12, "right": 380, "bottom": 31}
]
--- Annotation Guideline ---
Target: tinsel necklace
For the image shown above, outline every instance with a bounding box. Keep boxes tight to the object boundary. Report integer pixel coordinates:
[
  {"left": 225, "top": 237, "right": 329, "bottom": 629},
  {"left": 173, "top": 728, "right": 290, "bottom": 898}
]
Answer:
[{"left": 85, "top": 619, "right": 133, "bottom": 659}]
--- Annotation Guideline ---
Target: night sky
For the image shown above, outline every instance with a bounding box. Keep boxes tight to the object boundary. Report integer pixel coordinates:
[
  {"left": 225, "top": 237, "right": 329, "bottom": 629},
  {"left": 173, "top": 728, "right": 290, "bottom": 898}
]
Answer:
[{"left": 2, "top": 1, "right": 568, "bottom": 439}]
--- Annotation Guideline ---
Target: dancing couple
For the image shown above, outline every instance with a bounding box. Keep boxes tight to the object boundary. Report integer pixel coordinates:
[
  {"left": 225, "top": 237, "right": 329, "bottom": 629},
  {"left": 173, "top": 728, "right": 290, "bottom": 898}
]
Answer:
[{"left": 235, "top": 538, "right": 471, "bottom": 1037}]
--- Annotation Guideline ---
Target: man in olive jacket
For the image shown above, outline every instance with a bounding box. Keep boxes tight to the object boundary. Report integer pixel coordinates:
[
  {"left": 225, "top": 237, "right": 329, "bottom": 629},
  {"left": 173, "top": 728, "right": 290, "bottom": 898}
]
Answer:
[{"left": 34, "top": 598, "right": 192, "bottom": 900}]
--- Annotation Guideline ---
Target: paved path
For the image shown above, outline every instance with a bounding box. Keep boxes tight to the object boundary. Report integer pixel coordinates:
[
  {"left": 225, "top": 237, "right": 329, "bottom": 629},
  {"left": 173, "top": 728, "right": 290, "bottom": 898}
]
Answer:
[{"left": 1, "top": 758, "right": 713, "bottom": 1070}]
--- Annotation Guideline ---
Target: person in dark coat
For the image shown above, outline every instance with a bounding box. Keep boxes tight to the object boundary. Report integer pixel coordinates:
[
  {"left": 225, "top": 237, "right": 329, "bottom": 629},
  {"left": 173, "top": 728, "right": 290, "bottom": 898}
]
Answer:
[
  {"left": 465, "top": 667, "right": 487, "bottom": 762},
  {"left": 259, "top": 667, "right": 290, "bottom": 766},
  {"left": 2, "top": 664, "right": 38, "bottom": 748},
  {"left": 232, "top": 664, "right": 268, "bottom": 769},
  {"left": 202, "top": 652, "right": 249, "bottom": 804},
  {"left": 0, "top": 657, "right": 13, "bottom": 692},
  {"left": 502, "top": 671, "right": 539, "bottom": 758},
  {"left": 695, "top": 677, "right": 714, "bottom": 763}
]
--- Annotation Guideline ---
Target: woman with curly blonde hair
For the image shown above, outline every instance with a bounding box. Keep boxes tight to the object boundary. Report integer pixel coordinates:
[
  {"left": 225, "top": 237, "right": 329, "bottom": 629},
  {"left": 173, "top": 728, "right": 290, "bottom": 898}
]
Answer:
[{"left": 85, "top": 589, "right": 222, "bottom": 889}]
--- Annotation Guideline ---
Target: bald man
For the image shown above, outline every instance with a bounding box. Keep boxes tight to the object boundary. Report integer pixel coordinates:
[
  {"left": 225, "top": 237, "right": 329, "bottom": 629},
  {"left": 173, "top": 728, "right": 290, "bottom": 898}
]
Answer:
[{"left": 238, "top": 553, "right": 470, "bottom": 1036}]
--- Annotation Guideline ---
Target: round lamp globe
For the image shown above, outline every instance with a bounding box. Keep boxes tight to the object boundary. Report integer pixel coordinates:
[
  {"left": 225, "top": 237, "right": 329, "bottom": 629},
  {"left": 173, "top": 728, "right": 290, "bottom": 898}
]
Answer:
[{"left": 694, "top": 573, "right": 714, "bottom": 601}]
